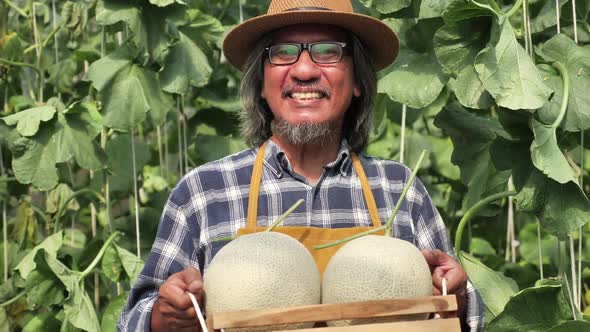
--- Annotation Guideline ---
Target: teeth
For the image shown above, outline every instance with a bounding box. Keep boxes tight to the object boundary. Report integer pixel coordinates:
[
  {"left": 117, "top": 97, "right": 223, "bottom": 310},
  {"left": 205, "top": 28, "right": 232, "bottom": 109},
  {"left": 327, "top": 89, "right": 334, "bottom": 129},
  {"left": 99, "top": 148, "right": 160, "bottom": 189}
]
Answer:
[{"left": 290, "top": 92, "right": 324, "bottom": 100}]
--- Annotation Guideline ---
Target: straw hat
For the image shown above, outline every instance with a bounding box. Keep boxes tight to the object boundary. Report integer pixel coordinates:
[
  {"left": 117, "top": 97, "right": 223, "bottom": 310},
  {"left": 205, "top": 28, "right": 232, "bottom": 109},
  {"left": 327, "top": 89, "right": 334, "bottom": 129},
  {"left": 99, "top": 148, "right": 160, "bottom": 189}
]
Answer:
[{"left": 223, "top": 0, "right": 399, "bottom": 71}]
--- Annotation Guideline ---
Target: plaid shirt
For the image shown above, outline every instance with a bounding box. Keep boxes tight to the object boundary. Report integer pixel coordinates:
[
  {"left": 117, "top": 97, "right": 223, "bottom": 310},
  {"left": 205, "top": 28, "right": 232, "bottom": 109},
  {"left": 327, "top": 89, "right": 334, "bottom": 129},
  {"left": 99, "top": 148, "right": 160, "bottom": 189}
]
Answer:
[{"left": 118, "top": 139, "right": 485, "bottom": 331}]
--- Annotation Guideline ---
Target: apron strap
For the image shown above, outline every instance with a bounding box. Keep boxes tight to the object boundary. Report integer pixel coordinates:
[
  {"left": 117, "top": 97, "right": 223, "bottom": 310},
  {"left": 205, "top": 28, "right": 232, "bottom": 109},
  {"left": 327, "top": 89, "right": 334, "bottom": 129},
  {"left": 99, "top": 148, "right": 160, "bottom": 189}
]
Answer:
[
  {"left": 246, "top": 141, "right": 382, "bottom": 229},
  {"left": 246, "top": 141, "right": 268, "bottom": 228},
  {"left": 350, "top": 152, "right": 382, "bottom": 228}
]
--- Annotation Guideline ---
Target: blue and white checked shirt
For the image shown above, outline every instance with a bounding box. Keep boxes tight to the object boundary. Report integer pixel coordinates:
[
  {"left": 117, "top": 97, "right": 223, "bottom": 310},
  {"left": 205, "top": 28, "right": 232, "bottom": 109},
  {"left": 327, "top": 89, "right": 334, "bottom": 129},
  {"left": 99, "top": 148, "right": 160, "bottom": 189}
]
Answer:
[{"left": 118, "top": 139, "right": 485, "bottom": 331}]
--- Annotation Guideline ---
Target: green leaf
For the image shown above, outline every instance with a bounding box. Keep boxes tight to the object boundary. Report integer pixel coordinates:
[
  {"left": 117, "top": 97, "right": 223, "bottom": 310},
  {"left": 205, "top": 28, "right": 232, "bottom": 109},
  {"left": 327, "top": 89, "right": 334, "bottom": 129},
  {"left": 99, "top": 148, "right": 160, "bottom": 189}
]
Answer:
[
  {"left": 470, "top": 237, "right": 496, "bottom": 255},
  {"left": 545, "top": 320, "right": 590, "bottom": 331},
  {"left": 100, "top": 292, "right": 129, "bottom": 332},
  {"left": 104, "top": 134, "right": 151, "bottom": 192},
  {"left": 373, "top": 0, "right": 412, "bottom": 13},
  {"left": 101, "top": 245, "right": 123, "bottom": 282},
  {"left": 378, "top": 50, "right": 448, "bottom": 108},
  {"left": 0, "top": 308, "right": 8, "bottom": 332},
  {"left": 434, "top": 103, "right": 511, "bottom": 215},
  {"left": 48, "top": 59, "right": 78, "bottom": 94},
  {"left": 22, "top": 311, "right": 62, "bottom": 332},
  {"left": 530, "top": 118, "right": 578, "bottom": 184},
  {"left": 15, "top": 231, "right": 63, "bottom": 279},
  {"left": 42, "top": 253, "right": 100, "bottom": 332},
  {"left": 86, "top": 47, "right": 173, "bottom": 129},
  {"left": 433, "top": 17, "right": 491, "bottom": 74},
  {"left": 453, "top": 65, "right": 494, "bottom": 109},
  {"left": 536, "top": 34, "right": 590, "bottom": 132},
  {"left": 195, "top": 135, "right": 248, "bottom": 163},
  {"left": 24, "top": 252, "right": 65, "bottom": 307},
  {"left": 11, "top": 101, "right": 106, "bottom": 190},
  {"left": 486, "top": 280, "right": 574, "bottom": 332},
  {"left": 12, "top": 199, "right": 38, "bottom": 248},
  {"left": 530, "top": 0, "right": 567, "bottom": 34},
  {"left": 459, "top": 251, "right": 519, "bottom": 322},
  {"left": 474, "top": 20, "right": 551, "bottom": 110},
  {"left": 195, "top": 90, "right": 241, "bottom": 113},
  {"left": 441, "top": 0, "right": 498, "bottom": 22},
  {"left": 160, "top": 31, "right": 212, "bottom": 94},
  {"left": 46, "top": 183, "right": 80, "bottom": 214},
  {"left": 418, "top": 0, "right": 454, "bottom": 18},
  {"left": 116, "top": 244, "right": 144, "bottom": 283},
  {"left": 1, "top": 106, "right": 57, "bottom": 137},
  {"left": 149, "top": 0, "right": 185, "bottom": 7}
]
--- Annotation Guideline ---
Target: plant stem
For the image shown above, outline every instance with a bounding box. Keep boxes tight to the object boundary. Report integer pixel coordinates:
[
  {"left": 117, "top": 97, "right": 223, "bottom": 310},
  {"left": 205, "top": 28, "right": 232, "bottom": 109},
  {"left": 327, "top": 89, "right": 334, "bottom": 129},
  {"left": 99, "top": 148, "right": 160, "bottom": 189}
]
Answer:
[
  {"left": 454, "top": 191, "right": 517, "bottom": 252},
  {"left": 0, "top": 58, "right": 39, "bottom": 72},
  {"left": 552, "top": 62, "right": 570, "bottom": 129},
  {"left": 0, "top": 144, "right": 6, "bottom": 282},
  {"left": 3, "top": 0, "right": 27, "bottom": 17},
  {"left": 537, "top": 219, "right": 544, "bottom": 279},
  {"left": 22, "top": 26, "right": 60, "bottom": 55},
  {"left": 131, "top": 130, "right": 141, "bottom": 258},
  {"left": 384, "top": 149, "right": 428, "bottom": 235},
  {"left": 0, "top": 291, "right": 25, "bottom": 307},
  {"left": 314, "top": 150, "right": 428, "bottom": 250},
  {"left": 505, "top": 0, "right": 524, "bottom": 18},
  {"left": 101, "top": 128, "right": 113, "bottom": 232},
  {"left": 177, "top": 97, "right": 184, "bottom": 176},
  {"left": 80, "top": 231, "right": 121, "bottom": 278},
  {"left": 266, "top": 199, "right": 305, "bottom": 232},
  {"left": 570, "top": 236, "right": 579, "bottom": 309},
  {"left": 399, "top": 104, "right": 406, "bottom": 164},
  {"left": 157, "top": 126, "right": 164, "bottom": 176}
]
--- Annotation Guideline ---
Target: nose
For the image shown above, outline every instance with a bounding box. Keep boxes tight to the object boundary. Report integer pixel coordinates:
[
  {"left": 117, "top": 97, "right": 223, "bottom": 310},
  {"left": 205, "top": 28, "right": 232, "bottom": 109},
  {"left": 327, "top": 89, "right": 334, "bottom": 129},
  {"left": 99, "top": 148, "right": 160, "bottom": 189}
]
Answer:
[{"left": 288, "top": 49, "right": 321, "bottom": 82}]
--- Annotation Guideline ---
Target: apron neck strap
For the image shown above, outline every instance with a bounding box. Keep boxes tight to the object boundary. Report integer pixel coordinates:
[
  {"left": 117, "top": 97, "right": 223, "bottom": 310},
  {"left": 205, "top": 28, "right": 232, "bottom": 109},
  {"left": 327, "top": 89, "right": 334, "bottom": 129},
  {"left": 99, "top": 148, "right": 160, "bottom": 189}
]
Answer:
[{"left": 246, "top": 142, "right": 382, "bottom": 228}]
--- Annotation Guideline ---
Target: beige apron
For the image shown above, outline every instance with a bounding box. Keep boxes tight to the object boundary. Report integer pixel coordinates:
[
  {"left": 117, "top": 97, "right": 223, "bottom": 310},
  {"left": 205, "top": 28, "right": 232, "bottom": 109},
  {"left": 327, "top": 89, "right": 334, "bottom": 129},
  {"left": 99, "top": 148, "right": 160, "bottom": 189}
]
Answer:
[{"left": 236, "top": 141, "right": 384, "bottom": 276}]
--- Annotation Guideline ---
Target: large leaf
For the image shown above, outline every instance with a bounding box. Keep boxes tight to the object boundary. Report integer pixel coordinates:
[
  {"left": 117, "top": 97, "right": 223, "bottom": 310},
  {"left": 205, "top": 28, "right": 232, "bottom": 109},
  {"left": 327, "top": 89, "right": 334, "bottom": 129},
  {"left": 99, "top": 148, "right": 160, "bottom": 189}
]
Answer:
[
  {"left": 15, "top": 231, "right": 63, "bottom": 278},
  {"left": 536, "top": 34, "right": 590, "bottom": 132},
  {"left": 530, "top": 0, "right": 568, "bottom": 34},
  {"left": 24, "top": 252, "right": 66, "bottom": 307},
  {"left": 418, "top": 0, "right": 454, "bottom": 18},
  {"left": 22, "top": 311, "right": 62, "bottom": 332},
  {"left": 46, "top": 183, "right": 80, "bottom": 214},
  {"left": 372, "top": 0, "right": 412, "bottom": 13},
  {"left": 378, "top": 50, "right": 448, "bottom": 108},
  {"left": 160, "top": 31, "right": 211, "bottom": 94},
  {"left": 100, "top": 292, "right": 129, "bottom": 332},
  {"left": 545, "top": 321, "right": 590, "bottom": 331},
  {"left": 1, "top": 106, "right": 56, "bottom": 137},
  {"left": 195, "top": 135, "right": 248, "bottom": 163},
  {"left": 96, "top": 0, "right": 184, "bottom": 62},
  {"left": 486, "top": 280, "right": 574, "bottom": 332},
  {"left": 434, "top": 103, "right": 511, "bottom": 214},
  {"left": 441, "top": 0, "right": 499, "bottom": 22},
  {"left": 10, "top": 101, "right": 106, "bottom": 190},
  {"left": 433, "top": 16, "right": 490, "bottom": 74},
  {"left": 519, "top": 222, "right": 559, "bottom": 267},
  {"left": 453, "top": 65, "right": 494, "bottom": 109},
  {"left": 86, "top": 47, "right": 173, "bottom": 129},
  {"left": 103, "top": 134, "right": 150, "bottom": 193},
  {"left": 474, "top": 20, "right": 551, "bottom": 110},
  {"left": 459, "top": 251, "right": 519, "bottom": 322},
  {"left": 530, "top": 118, "right": 578, "bottom": 184}
]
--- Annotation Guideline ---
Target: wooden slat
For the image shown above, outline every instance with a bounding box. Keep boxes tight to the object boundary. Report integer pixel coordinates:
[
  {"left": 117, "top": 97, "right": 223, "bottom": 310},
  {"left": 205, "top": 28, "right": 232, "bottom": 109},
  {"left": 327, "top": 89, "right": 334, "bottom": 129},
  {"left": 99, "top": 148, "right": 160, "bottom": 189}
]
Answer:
[
  {"left": 210, "top": 295, "right": 457, "bottom": 329},
  {"left": 278, "top": 318, "right": 461, "bottom": 332}
]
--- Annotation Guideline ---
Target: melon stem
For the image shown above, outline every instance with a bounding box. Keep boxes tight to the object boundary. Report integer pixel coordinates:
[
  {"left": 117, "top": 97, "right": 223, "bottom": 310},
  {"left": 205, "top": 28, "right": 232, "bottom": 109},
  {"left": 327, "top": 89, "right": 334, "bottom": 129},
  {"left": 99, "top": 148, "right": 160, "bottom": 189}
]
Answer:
[
  {"left": 266, "top": 199, "right": 305, "bottom": 232},
  {"left": 313, "top": 150, "right": 428, "bottom": 250}
]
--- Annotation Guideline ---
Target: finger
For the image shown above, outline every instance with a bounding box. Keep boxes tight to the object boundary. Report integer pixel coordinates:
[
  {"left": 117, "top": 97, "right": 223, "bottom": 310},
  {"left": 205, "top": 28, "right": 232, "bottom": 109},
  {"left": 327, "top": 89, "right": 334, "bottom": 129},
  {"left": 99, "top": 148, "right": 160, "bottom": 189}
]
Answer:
[
  {"left": 178, "top": 267, "right": 202, "bottom": 288},
  {"left": 421, "top": 249, "right": 453, "bottom": 267}
]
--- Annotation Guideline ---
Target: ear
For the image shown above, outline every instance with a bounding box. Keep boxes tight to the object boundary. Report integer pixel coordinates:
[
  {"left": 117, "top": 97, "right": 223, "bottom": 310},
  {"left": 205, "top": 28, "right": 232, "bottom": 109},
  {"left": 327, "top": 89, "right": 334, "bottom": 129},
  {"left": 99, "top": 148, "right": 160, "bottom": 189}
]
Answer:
[{"left": 353, "top": 83, "right": 361, "bottom": 98}]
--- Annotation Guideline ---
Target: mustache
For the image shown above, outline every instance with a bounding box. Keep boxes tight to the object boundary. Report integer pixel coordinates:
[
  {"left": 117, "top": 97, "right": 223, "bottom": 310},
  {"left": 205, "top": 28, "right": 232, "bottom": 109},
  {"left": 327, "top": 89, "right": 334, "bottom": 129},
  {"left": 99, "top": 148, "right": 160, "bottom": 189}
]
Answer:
[{"left": 281, "top": 83, "right": 331, "bottom": 98}]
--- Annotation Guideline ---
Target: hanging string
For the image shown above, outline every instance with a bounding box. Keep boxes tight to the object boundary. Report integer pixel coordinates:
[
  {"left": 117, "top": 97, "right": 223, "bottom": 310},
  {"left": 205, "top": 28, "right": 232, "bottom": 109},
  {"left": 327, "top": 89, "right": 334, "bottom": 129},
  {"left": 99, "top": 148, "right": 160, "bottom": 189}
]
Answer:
[
  {"left": 400, "top": 104, "right": 406, "bottom": 164},
  {"left": 555, "top": 0, "right": 561, "bottom": 34}
]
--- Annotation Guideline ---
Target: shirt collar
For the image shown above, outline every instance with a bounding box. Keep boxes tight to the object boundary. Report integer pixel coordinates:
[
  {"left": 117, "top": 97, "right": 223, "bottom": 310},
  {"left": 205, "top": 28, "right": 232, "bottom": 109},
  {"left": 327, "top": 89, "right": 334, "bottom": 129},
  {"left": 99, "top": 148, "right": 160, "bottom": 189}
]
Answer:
[{"left": 261, "top": 139, "right": 353, "bottom": 178}]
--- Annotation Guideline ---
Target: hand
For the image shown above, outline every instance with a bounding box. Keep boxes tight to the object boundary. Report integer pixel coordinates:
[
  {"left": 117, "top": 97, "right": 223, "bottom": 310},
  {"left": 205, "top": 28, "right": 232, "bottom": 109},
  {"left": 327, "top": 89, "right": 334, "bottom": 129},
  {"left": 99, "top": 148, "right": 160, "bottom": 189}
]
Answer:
[
  {"left": 151, "top": 267, "right": 203, "bottom": 332},
  {"left": 421, "top": 249, "right": 467, "bottom": 319}
]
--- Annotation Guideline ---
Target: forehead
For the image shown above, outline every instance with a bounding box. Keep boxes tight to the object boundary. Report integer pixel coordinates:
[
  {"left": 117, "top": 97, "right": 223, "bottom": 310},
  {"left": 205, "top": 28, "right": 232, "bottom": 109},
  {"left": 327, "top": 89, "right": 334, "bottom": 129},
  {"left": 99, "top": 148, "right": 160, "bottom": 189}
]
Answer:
[{"left": 271, "top": 24, "right": 350, "bottom": 43}]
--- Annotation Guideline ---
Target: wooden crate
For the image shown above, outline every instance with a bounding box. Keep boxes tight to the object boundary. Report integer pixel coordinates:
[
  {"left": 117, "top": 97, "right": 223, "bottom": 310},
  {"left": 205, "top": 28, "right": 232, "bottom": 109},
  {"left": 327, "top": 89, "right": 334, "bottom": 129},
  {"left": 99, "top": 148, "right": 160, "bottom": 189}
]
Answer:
[{"left": 205, "top": 295, "right": 460, "bottom": 331}]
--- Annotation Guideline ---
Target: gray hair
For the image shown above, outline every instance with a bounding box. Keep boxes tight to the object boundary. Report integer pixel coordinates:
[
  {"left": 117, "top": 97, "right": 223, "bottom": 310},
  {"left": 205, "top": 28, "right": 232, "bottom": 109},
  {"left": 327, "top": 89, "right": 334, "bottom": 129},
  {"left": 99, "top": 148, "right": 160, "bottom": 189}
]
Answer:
[{"left": 239, "top": 33, "right": 377, "bottom": 153}]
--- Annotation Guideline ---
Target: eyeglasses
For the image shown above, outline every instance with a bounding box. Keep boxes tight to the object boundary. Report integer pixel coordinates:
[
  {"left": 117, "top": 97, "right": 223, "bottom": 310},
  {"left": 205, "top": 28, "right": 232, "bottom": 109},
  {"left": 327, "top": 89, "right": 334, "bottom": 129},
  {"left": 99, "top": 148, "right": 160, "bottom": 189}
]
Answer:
[{"left": 265, "top": 42, "right": 348, "bottom": 65}]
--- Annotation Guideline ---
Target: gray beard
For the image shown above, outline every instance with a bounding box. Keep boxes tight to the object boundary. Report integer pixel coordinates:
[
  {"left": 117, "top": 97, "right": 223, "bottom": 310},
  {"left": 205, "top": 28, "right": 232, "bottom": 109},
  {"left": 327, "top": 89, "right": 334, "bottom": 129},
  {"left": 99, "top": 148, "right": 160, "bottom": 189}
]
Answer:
[{"left": 273, "top": 119, "right": 337, "bottom": 146}]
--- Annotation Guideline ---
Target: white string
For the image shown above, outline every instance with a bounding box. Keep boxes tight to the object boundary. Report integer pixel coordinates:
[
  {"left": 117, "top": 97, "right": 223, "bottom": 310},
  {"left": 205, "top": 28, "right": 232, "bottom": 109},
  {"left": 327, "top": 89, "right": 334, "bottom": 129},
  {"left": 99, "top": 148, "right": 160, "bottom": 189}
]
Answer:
[
  {"left": 188, "top": 292, "right": 209, "bottom": 332},
  {"left": 442, "top": 277, "right": 447, "bottom": 296}
]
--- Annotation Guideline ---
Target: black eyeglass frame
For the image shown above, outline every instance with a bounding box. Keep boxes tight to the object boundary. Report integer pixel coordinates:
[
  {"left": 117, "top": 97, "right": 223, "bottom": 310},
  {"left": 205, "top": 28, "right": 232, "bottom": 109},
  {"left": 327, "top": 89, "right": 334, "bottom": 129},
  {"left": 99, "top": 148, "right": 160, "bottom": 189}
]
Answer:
[{"left": 264, "top": 42, "right": 348, "bottom": 65}]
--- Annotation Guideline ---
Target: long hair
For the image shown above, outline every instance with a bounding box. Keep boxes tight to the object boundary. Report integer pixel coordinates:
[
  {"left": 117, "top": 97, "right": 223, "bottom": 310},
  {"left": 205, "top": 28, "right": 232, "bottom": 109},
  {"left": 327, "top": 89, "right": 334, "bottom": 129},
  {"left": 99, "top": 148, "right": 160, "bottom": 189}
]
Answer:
[{"left": 239, "top": 33, "right": 377, "bottom": 153}]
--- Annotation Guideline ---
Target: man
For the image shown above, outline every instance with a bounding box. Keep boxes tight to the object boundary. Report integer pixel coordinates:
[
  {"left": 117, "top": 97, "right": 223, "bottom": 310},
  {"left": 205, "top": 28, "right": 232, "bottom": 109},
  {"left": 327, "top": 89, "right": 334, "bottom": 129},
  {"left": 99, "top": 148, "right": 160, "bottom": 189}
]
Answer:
[{"left": 118, "top": 1, "right": 485, "bottom": 331}]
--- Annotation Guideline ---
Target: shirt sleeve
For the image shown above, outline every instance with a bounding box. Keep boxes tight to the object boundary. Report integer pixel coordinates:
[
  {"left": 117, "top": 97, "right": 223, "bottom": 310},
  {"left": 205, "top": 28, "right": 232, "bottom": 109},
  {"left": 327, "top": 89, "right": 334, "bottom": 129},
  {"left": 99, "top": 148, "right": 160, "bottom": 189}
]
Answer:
[
  {"left": 117, "top": 179, "right": 201, "bottom": 332},
  {"left": 412, "top": 178, "right": 485, "bottom": 332}
]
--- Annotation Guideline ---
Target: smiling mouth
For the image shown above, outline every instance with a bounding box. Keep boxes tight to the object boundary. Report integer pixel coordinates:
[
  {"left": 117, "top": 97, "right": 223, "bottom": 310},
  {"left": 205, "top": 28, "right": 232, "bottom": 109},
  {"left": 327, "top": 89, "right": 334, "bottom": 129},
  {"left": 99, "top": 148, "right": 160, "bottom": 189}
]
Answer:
[{"left": 287, "top": 91, "right": 328, "bottom": 100}]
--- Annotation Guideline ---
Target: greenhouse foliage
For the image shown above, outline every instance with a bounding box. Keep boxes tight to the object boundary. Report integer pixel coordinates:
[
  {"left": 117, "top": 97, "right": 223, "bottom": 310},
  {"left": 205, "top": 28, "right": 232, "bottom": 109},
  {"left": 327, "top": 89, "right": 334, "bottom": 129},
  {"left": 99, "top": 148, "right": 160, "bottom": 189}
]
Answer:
[{"left": 1, "top": 0, "right": 590, "bottom": 330}]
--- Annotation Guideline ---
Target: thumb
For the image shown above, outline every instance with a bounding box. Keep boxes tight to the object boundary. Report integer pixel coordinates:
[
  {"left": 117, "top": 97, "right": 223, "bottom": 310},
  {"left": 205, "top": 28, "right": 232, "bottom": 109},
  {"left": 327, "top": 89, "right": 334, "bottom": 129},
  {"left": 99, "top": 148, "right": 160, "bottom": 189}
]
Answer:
[
  {"left": 179, "top": 266, "right": 203, "bottom": 293},
  {"left": 421, "top": 249, "right": 451, "bottom": 267}
]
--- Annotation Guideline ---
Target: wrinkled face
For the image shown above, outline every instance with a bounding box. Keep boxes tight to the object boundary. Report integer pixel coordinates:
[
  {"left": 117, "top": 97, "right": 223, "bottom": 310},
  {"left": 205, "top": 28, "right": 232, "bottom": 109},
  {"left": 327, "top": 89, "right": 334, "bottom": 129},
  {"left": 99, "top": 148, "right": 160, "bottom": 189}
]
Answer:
[{"left": 261, "top": 24, "right": 361, "bottom": 134}]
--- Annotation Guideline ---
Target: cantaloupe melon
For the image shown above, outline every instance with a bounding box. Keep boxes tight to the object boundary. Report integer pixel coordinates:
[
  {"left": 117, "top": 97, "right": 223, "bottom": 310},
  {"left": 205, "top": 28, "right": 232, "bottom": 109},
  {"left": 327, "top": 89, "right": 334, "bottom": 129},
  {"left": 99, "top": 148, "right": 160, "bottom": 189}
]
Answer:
[
  {"left": 203, "top": 232, "right": 321, "bottom": 331},
  {"left": 321, "top": 235, "right": 433, "bottom": 326}
]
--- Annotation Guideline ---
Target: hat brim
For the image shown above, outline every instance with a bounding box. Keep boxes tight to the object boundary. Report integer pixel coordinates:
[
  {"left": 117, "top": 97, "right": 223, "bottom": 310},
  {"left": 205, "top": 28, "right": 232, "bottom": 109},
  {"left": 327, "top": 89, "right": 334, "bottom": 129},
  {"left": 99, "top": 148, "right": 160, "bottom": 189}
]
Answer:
[{"left": 223, "top": 11, "right": 399, "bottom": 71}]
